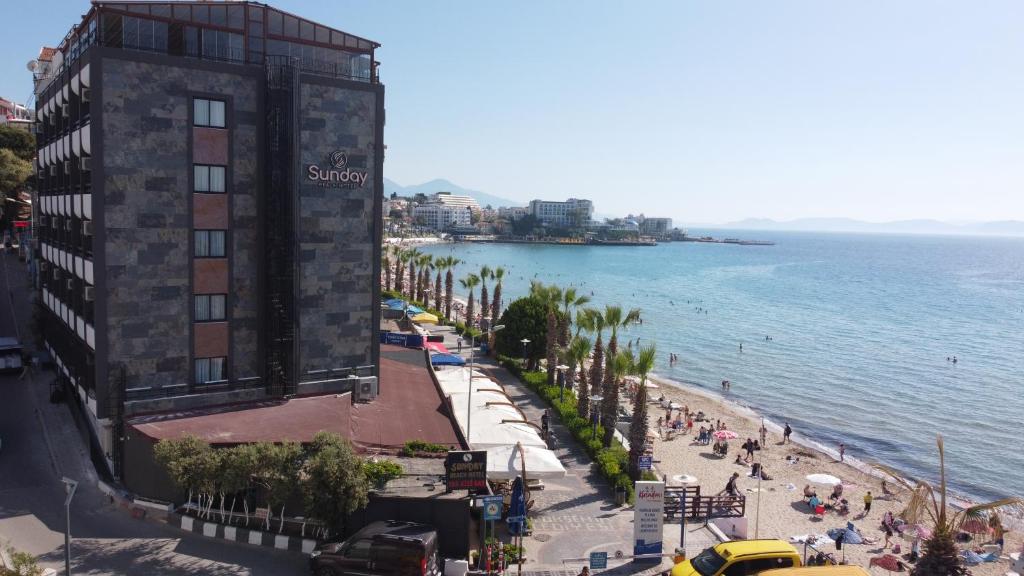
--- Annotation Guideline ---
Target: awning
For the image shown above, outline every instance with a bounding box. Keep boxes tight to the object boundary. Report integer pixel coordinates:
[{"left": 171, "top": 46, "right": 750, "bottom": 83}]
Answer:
[
  {"left": 486, "top": 443, "right": 566, "bottom": 480},
  {"left": 411, "top": 312, "right": 438, "bottom": 324},
  {"left": 424, "top": 341, "right": 449, "bottom": 354},
  {"left": 430, "top": 353, "right": 465, "bottom": 366}
]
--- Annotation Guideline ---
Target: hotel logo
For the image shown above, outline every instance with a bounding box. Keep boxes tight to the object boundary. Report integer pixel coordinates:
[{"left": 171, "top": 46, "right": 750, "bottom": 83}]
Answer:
[{"left": 307, "top": 150, "right": 368, "bottom": 188}]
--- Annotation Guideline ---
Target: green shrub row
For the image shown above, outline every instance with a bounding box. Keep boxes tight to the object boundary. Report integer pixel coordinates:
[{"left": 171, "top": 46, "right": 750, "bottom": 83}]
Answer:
[
  {"left": 401, "top": 440, "right": 449, "bottom": 456},
  {"left": 452, "top": 322, "right": 483, "bottom": 340},
  {"left": 496, "top": 355, "right": 635, "bottom": 504}
]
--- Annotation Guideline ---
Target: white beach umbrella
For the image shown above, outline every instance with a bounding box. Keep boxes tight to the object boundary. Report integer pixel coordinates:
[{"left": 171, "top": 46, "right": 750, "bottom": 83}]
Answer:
[{"left": 806, "top": 473, "right": 842, "bottom": 486}]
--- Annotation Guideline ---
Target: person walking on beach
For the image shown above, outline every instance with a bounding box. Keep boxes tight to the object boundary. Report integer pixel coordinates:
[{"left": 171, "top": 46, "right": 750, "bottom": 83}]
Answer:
[
  {"left": 759, "top": 424, "right": 768, "bottom": 449},
  {"left": 783, "top": 423, "right": 792, "bottom": 443},
  {"left": 744, "top": 438, "right": 755, "bottom": 463},
  {"left": 723, "top": 472, "right": 740, "bottom": 497},
  {"left": 839, "top": 443, "right": 845, "bottom": 462},
  {"left": 863, "top": 491, "right": 873, "bottom": 516}
]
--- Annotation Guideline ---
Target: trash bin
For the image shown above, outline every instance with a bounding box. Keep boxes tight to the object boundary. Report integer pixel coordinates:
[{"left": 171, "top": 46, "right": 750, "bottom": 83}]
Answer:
[{"left": 615, "top": 485, "right": 627, "bottom": 506}]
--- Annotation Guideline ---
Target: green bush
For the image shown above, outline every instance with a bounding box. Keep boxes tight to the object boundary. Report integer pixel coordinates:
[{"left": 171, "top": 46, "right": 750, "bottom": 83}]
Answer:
[
  {"left": 401, "top": 440, "right": 449, "bottom": 456},
  {"left": 495, "top": 354, "right": 636, "bottom": 504},
  {"left": 363, "top": 459, "right": 404, "bottom": 489}
]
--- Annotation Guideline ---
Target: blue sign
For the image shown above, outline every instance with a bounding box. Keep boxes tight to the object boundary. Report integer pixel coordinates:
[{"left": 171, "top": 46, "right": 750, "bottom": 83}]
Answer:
[
  {"left": 379, "top": 331, "right": 424, "bottom": 348},
  {"left": 482, "top": 496, "right": 503, "bottom": 521},
  {"left": 638, "top": 456, "right": 653, "bottom": 470},
  {"left": 589, "top": 552, "right": 608, "bottom": 569}
]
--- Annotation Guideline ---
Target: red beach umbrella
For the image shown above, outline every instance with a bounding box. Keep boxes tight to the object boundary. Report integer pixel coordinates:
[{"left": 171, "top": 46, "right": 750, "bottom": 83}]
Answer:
[
  {"left": 960, "top": 518, "right": 990, "bottom": 534},
  {"left": 713, "top": 430, "right": 738, "bottom": 440},
  {"left": 869, "top": 554, "right": 904, "bottom": 573}
]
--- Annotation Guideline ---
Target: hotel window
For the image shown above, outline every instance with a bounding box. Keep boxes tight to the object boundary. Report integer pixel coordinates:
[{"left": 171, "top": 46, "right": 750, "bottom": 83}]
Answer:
[
  {"left": 195, "top": 294, "right": 226, "bottom": 322},
  {"left": 195, "top": 357, "right": 226, "bottom": 384},
  {"left": 194, "top": 230, "right": 226, "bottom": 257},
  {"left": 193, "top": 98, "right": 226, "bottom": 128},
  {"left": 194, "top": 165, "right": 226, "bottom": 193}
]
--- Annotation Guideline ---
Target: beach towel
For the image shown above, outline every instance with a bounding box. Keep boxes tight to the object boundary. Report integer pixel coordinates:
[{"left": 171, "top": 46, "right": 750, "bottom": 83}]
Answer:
[
  {"left": 961, "top": 550, "right": 984, "bottom": 565},
  {"left": 790, "top": 534, "right": 834, "bottom": 544},
  {"left": 827, "top": 527, "right": 864, "bottom": 544}
]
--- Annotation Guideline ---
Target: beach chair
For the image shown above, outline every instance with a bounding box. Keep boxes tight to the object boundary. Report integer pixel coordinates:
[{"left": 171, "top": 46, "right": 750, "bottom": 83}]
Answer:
[{"left": 811, "top": 505, "right": 826, "bottom": 521}]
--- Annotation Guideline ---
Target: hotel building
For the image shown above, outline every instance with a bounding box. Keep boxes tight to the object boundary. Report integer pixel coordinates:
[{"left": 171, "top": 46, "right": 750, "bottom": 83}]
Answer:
[
  {"left": 32, "top": 1, "right": 384, "bottom": 486},
  {"left": 528, "top": 198, "right": 594, "bottom": 228}
]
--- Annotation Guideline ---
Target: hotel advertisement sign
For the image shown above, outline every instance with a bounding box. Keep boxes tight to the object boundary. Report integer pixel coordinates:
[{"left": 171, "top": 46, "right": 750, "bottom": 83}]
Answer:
[
  {"left": 306, "top": 150, "right": 368, "bottom": 188},
  {"left": 445, "top": 450, "right": 488, "bottom": 492},
  {"left": 633, "top": 481, "right": 664, "bottom": 559}
]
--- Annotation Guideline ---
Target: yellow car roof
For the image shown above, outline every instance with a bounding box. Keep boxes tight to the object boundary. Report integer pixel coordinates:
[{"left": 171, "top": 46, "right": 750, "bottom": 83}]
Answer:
[
  {"left": 757, "top": 567, "right": 870, "bottom": 576},
  {"left": 715, "top": 540, "right": 800, "bottom": 559}
]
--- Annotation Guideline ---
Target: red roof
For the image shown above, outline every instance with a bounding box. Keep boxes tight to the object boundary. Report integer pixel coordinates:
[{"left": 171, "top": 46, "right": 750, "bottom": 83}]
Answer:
[
  {"left": 37, "top": 47, "right": 57, "bottom": 62},
  {"left": 128, "top": 345, "right": 462, "bottom": 451}
]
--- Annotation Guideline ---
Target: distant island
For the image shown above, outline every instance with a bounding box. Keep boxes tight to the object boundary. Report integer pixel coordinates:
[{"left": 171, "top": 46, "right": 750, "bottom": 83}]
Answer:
[{"left": 715, "top": 217, "right": 1024, "bottom": 238}]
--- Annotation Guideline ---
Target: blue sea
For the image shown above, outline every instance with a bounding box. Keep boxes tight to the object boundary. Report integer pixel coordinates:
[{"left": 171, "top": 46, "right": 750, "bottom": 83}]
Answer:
[{"left": 421, "top": 231, "right": 1024, "bottom": 502}]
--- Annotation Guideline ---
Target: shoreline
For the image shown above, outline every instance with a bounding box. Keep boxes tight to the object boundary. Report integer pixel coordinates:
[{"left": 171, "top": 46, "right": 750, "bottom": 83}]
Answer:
[{"left": 646, "top": 371, "right": 1024, "bottom": 531}]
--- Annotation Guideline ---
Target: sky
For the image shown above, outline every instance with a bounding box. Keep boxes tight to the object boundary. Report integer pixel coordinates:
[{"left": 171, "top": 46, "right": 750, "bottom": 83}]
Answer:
[{"left": 2, "top": 1, "right": 1023, "bottom": 224}]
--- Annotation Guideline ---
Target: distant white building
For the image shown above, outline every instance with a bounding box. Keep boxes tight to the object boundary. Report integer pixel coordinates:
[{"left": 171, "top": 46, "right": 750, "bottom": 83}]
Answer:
[
  {"left": 430, "top": 192, "right": 481, "bottom": 214},
  {"left": 528, "top": 198, "right": 593, "bottom": 228},
  {"left": 413, "top": 203, "right": 472, "bottom": 231},
  {"left": 498, "top": 206, "right": 529, "bottom": 220},
  {"left": 640, "top": 217, "right": 673, "bottom": 235}
]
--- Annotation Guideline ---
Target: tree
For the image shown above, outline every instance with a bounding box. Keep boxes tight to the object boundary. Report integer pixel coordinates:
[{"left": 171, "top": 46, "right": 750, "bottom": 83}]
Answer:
[
  {"left": 153, "top": 435, "right": 212, "bottom": 511},
  {"left": 460, "top": 273, "right": 480, "bottom": 327},
  {"left": 601, "top": 350, "right": 632, "bottom": 448},
  {"left": 382, "top": 251, "right": 392, "bottom": 291},
  {"left": 490, "top": 267, "right": 505, "bottom": 326},
  {"left": 587, "top": 309, "right": 606, "bottom": 412},
  {"left": 600, "top": 305, "right": 641, "bottom": 447},
  {"left": 416, "top": 253, "right": 432, "bottom": 302},
  {"left": 511, "top": 214, "right": 541, "bottom": 236},
  {"left": 627, "top": 344, "right": 657, "bottom": 480},
  {"left": 559, "top": 287, "right": 590, "bottom": 348},
  {"left": 302, "top": 432, "right": 369, "bottom": 539},
  {"left": 479, "top": 265, "right": 492, "bottom": 327},
  {"left": 568, "top": 335, "right": 593, "bottom": 419},
  {"left": 874, "top": 436, "right": 1021, "bottom": 576},
  {"left": 0, "top": 126, "right": 35, "bottom": 161},
  {"left": 433, "top": 262, "right": 443, "bottom": 313},
  {"left": 252, "top": 442, "right": 303, "bottom": 532},
  {"left": 0, "top": 149, "right": 31, "bottom": 224},
  {"left": 395, "top": 249, "right": 409, "bottom": 293},
  {"left": 444, "top": 257, "right": 462, "bottom": 320},
  {"left": 496, "top": 296, "right": 548, "bottom": 369},
  {"left": 406, "top": 248, "right": 420, "bottom": 300},
  {"left": 529, "top": 282, "right": 563, "bottom": 384}
]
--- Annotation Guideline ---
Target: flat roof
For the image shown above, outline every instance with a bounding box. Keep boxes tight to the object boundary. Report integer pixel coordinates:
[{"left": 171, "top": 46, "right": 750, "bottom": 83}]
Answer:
[
  {"left": 128, "top": 393, "right": 352, "bottom": 444},
  {"left": 351, "top": 345, "right": 463, "bottom": 451}
]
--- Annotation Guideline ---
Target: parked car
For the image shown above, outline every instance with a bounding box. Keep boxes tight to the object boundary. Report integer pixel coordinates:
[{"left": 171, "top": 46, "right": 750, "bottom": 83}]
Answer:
[
  {"left": 757, "top": 568, "right": 870, "bottom": 576},
  {"left": 672, "top": 540, "right": 801, "bottom": 576},
  {"left": 0, "top": 337, "right": 24, "bottom": 374},
  {"left": 309, "top": 520, "right": 441, "bottom": 576}
]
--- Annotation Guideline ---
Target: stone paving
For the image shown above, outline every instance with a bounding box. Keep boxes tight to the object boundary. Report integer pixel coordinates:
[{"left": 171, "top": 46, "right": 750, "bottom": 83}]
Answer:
[{"left": 431, "top": 325, "right": 720, "bottom": 574}]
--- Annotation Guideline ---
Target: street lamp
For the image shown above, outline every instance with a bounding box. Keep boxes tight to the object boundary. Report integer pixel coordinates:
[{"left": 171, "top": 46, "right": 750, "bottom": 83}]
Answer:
[
  {"left": 519, "top": 338, "right": 530, "bottom": 369},
  {"left": 556, "top": 364, "right": 570, "bottom": 403},
  {"left": 589, "top": 394, "right": 603, "bottom": 438},
  {"left": 62, "top": 476, "right": 78, "bottom": 576},
  {"left": 467, "top": 324, "right": 504, "bottom": 444}
]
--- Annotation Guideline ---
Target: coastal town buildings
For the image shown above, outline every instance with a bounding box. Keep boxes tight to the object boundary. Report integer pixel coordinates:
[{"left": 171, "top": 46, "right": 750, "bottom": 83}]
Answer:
[
  {"left": 428, "top": 190, "right": 481, "bottom": 214},
  {"left": 639, "top": 216, "right": 673, "bottom": 236},
  {"left": 0, "top": 96, "right": 33, "bottom": 131},
  {"left": 528, "top": 197, "right": 594, "bottom": 228},
  {"left": 412, "top": 202, "right": 472, "bottom": 231},
  {"left": 31, "top": 0, "right": 383, "bottom": 494}
]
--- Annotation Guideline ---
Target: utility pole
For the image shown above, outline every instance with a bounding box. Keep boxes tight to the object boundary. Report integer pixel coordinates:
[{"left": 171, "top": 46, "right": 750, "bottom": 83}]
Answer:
[{"left": 62, "top": 477, "right": 78, "bottom": 576}]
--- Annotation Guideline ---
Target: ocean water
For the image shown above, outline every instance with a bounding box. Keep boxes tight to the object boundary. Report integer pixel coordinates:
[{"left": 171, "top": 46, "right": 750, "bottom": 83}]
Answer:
[{"left": 421, "top": 231, "right": 1024, "bottom": 502}]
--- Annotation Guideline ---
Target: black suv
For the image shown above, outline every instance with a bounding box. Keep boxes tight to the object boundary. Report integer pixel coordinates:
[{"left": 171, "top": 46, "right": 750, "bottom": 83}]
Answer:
[{"left": 309, "top": 520, "right": 442, "bottom": 576}]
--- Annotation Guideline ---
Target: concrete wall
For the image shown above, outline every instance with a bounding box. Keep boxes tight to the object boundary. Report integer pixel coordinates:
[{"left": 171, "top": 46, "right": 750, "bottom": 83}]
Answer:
[
  {"left": 99, "top": 53, "right": 261, "bottom": 392},
  {"left": 296, "top": 76, "right": 383, "bottom": 375}
]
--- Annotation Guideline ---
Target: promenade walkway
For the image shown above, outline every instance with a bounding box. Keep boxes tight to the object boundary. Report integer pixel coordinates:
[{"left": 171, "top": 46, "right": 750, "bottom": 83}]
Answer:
[{"left": 432, "top": 325, "right": 718, "bottom": 574}]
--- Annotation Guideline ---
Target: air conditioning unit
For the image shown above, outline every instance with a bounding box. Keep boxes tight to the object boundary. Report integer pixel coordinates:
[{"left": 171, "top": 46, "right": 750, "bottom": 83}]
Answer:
[
  {"left": 81, "top": 88, "right": 91, "bottom": 103},
  {"left": 62, "top": 106, "right": 69, "bottom": 119},
  {"left": 84, "top": 286, "right": 94, "bottom": 302},
  {"left": 63, "top": 160, "right": 71, "bottom": 174},
  {"left": 80, "top": 157, "right": 91, "bottom": 171},
  {"left": 66, "top": 219, "right": 74, "bottom": 231},
  {"left": 355, "top": 377, "right": 378, "bottom": 402},
  {"left": 48, "top": 165, "right": 56, "bottom": 176},
  {"left": 82, "top": 221, "right": 93, "bottom": 236},
  {"left": 52, "top": 269, "right": 61, "bottom": 280},
  {"left": 66, "top": 279, "right": 74, "bottom": 291},
  {"left": 39, "top": 262, "right": 48, "bottom": 272}
]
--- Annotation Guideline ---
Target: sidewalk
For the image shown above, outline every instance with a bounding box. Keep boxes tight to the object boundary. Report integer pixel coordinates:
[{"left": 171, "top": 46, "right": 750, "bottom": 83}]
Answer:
[{"left": 432, "top": 326, "right": 718, "bottom": 574}]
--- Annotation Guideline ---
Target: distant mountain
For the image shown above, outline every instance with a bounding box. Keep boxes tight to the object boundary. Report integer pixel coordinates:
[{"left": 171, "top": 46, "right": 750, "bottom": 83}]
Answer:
[
  {"left": 384, "top": 178, "right": 520, "bottom": 209},
  {"left": 718, "top": 218, "right": 1024, "bottom": 237}
]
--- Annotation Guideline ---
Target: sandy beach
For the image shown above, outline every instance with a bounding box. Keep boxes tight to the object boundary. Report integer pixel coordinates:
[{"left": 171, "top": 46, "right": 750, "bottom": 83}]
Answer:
[{"left": 644, "top": 373, "right": 1021, "bottom": 574}]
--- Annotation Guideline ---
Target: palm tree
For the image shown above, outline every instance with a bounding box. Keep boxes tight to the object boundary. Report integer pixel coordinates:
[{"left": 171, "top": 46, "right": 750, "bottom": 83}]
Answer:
[
  {"left": 490, "top": 267, "right": 506, "bottom": 327},
  {"left": 599, "top": 350, "right": 632, "bottom": 448},
  {"left": 405, "top": 248, "right": 420, "bottom": 300},
  {"left": 433, "top": 260, "right": 444, "bottom": 313},
  {"left": 587, "top": 309, "right": 606, "bottom": 415},
  {"left": 560, "top": 287, "right": 591, "bottom": 348},
  {"left": 627, "top": 344, "right": 657, "bottom": 480},
  {"left": 444, "top": 257, "right": 462, "bottom": 321},
  {"left": 459, "top": 274, "right": 480, "bottom": 328},
  {"left": 601, "top": 305, "right": 641, "bottom": 447},
  {"left": 568, "top": 335, "right": 593, "bottom": 420},
  {"left": 394, "top": 249, "right": 410, "bottom": 294},
  {"left": 874, "top": 436, "right": 1020, "bottom": 576},
  {"left": 417, "top": 254, "right": 433, "bottom": 303},
  {"left": 382, "top": 254, "right": 392, "bottom": 291},
  {"left": 479, "top": 265, "right": 492, "bottom": 327}
]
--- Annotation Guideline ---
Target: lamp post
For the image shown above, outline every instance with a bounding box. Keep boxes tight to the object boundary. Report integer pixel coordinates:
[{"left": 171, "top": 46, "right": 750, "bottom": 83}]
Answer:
[
  {"left": 589, "top": 394, "right": 603, "bottom": 438},
  {"left": 556, "top": 364, "right": 569, "bottom": 403},
  {"left": 62, "top": 476, "right": 78, "bottom": 576},
  {"left": 467, "top": 324, "right": 503, "bottom": 444},
  {"left": 519, "top": 338, "right": 530, "bottom": 369}
]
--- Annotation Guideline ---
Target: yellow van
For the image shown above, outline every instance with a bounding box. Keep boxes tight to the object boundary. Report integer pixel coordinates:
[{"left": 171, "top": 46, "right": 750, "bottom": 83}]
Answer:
[
  {"left": 757, "top": 568, "right": 870, "bottom": 576},
  {"left": 672, "top": 540, "right": 802, "bottom": 576}
]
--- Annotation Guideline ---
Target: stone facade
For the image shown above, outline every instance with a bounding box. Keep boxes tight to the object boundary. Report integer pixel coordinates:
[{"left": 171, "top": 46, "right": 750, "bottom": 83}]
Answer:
[
  {"left": 297, "top": 77, "right": 381, "bottom": 374},
  {"left": 100, "top": 54, "right": 261, "bottom": 391}
]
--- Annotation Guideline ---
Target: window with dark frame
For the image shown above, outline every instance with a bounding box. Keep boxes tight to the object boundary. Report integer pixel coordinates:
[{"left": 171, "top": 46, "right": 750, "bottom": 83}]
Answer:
[
  {"left": 194, "top": 294, "right": 226, "bottom": 322},
  {"left": 195, "top": 356, "right": 226, "bottom": 384},
  {"left": 193, "top": 97, "right": 226, "bottom": 128},
  {"left": 193, "top": 164, "right": 226, "bottom": 193},
  {"left": 194, "top": 230, "right": 226, "bottom": 257}
]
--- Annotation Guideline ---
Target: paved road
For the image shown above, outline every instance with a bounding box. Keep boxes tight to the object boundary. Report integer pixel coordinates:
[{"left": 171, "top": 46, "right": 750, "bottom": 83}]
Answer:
[
  {"left": 435, "top": 326, "right": 719, "bottom": 575},
  {"left": 0, "top": 252, "right": 308, "bottom": 575}
]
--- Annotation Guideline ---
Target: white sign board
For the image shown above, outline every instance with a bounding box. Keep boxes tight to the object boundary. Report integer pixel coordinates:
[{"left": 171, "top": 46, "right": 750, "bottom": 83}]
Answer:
[{"left": 633, "top": 481, "right": 665, "bottom": 559}]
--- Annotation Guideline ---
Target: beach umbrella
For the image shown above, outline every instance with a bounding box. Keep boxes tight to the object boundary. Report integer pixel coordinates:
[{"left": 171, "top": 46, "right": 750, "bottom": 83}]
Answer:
[
  {"left": 424, "top": 341, "right": 449, "bottom": 353},
  {"left": 430, "top": 353, "right": 466, "bottom": 366},
  {"left": 869, "top": 554, "right": 904, "bottom": 573},
  {"left": 906, "top": 524, "right": 932, "bottom": 540},
  {"left": 960, "top": 518, "right": 990, "bottom": 535},
  {"left": 508, "top": 476, "right": 527, "bottom": 535},
  {"left": 806, "top": 473, "right": 842, "bottom": 486},
  {"left": 410, "top": 311, "right": 439, "bottom": 324},
  {"left": 713, "top": 430, "right": 738, "bottom": 440},
  {"left": 826, "top": 527, "right": 864, "bottom": 545}
]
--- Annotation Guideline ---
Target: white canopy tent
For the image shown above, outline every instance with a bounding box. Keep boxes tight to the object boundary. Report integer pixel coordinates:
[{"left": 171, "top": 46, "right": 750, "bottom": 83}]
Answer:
[{"left": 486, "top": 443, "right": 567, "bottom": 480}]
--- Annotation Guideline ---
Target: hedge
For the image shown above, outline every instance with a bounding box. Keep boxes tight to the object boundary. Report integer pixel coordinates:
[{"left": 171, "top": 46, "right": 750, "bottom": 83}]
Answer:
[{"left": 497, "top": 355, "right": 635, "bottom": 504}]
